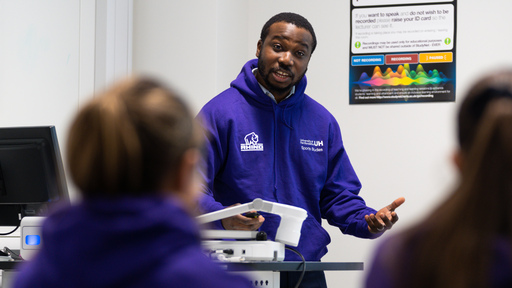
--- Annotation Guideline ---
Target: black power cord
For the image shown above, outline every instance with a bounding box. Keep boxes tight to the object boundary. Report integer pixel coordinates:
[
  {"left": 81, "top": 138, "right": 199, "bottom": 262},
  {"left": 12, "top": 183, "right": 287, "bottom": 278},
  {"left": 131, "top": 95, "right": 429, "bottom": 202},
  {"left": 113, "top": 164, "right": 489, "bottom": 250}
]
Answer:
[
  {"left": 285, "top": 247, "right": 306, "bottom": 288},
  {"left": 0, "top": 225, "right": 19, "bottom": 236},
  {"left": 0, "top": 207, "right": 22, "bottom": 236}
]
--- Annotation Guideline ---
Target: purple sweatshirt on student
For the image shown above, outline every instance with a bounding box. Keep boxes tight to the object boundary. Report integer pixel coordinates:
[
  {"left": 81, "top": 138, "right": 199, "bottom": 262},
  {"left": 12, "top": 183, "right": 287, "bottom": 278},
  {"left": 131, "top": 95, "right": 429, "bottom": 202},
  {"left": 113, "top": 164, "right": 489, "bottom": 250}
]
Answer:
[
  {"left": 13, "top": 197, "right": 252, "bottom": 288},
  {"left": 366, "top": 233, "right": 512, "bottom": 288},
  {"left": 198, "top": 59, "right": 380, "bottom": 261}
]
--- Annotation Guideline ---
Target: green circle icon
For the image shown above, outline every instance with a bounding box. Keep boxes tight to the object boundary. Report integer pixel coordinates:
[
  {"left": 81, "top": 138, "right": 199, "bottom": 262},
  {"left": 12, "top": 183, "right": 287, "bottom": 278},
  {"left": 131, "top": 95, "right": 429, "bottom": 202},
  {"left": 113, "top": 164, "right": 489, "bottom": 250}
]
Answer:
[
  {"left": 355, "top": 41, "right": 361, "bottom": 49},
  {"left": 444, "top": 38, "right": 451, "bottom": 45}
]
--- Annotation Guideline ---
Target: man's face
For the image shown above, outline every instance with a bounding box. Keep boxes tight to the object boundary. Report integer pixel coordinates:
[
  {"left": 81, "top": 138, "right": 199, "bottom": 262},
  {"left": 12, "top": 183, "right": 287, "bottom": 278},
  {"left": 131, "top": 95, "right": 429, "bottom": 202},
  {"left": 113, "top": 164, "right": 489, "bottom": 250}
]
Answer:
[{"left": 255, "top": 22, "right": 313, "bottom": 102}]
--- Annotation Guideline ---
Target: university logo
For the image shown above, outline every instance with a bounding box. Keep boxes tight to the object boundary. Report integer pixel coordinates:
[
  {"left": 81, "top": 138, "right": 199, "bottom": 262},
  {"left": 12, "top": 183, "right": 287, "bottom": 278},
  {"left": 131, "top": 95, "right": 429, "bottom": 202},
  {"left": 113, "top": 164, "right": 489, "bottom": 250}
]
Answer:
[
  {"left": 300, "top": 138, "right": 324, "bottom": 152},
  {"left": 241, "top": 132, "right": 264, "bottom": 151},
  {"left": 300, "top": 139, "right": 324, "bottom": 147}
]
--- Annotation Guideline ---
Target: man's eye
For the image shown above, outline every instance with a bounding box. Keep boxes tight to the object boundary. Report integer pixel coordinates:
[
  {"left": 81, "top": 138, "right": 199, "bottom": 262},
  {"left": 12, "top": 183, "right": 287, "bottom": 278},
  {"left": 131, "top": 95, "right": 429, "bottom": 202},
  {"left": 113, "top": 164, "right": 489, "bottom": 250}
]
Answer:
[
  {"left": 273, "top": 44, "right": 282, "bottom": 50},
  {"left": 297, "top": 51, "right": 305, "bottom": 57}
]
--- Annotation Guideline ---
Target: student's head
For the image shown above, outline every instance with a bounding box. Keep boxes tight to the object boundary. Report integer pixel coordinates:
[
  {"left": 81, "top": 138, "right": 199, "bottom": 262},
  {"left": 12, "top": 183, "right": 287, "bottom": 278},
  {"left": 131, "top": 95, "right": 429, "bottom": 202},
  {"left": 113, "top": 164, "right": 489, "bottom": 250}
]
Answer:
[
  {"left": 255, "top": 12, "right": 316, "bottom": 102},
  {"left": 456, "top": 71, "right": 512, "bottom": 153},
  {"left": 384, "top": 96, "right": 512, "bottom": 288},
  {"left": 394, "top": 72, "right": 512, "bottom": 288},
  {"left": 66, "top": 76, "right": 202, "bottom": 210},
  {"left": 453, "top": 72, "right": 512, "bottom": 240},
  {"left": 452, "top": 71, "right": 512, "bottom": 170},
  {"left": 459, "top": 97, "right": 512, "bottom": 205}
]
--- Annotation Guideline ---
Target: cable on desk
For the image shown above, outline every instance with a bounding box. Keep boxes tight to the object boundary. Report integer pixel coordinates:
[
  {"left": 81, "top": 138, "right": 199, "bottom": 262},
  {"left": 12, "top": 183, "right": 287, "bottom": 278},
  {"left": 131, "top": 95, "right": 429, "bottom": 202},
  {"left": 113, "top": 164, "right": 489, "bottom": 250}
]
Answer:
[
  {"left": 0, "top": 225, "right": 19, "bottom": 236},
  {"left": 285, "top": 246, "right": 306, "bottom": 288},
  {"left": 0, "top": 209, "right": 22, "bottom": 236}
]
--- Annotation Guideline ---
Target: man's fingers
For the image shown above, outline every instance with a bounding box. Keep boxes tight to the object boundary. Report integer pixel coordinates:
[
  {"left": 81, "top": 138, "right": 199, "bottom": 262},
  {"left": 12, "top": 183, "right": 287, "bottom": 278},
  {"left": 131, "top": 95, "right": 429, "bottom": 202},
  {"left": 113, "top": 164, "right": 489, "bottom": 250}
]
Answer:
[
  {"left": 380, "top": 213, "right": 393, "bottom": 226},
  {"left": 367, "top": 214, "right": 383, "bottom": 226},
  {"left": 391, "top": 212, "right": 399, "bottom": 224},
  {"left": 367, "top": 204, "right": 402, "bottom": 233},
  {"left": 388, "top": 197, "right": 405, "bottom": 211},
  {"left": 235, "top": 214, "right": 265, "bottom": 230},
  {"left": 366, "top": 214, "right": 385, "bottom": 232}
]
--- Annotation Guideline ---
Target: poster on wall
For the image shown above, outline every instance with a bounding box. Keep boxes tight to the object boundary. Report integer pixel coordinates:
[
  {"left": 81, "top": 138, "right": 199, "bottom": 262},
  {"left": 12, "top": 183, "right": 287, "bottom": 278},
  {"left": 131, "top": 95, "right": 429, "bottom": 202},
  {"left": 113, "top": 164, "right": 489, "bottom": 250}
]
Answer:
[{"left": 349, "top": 0, "right": 457, "bottom": 104}]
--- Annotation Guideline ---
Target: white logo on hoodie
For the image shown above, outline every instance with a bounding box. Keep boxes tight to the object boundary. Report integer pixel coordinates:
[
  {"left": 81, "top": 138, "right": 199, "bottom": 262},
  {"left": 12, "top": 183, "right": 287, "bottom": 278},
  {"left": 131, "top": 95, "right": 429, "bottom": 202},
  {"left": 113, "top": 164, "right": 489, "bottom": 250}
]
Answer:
[
  {"left": 300, "top": 138, "right": 324, "bottom": 152},
  {"left": 241, "top": 132, "right": 264, "bottom": 151}
]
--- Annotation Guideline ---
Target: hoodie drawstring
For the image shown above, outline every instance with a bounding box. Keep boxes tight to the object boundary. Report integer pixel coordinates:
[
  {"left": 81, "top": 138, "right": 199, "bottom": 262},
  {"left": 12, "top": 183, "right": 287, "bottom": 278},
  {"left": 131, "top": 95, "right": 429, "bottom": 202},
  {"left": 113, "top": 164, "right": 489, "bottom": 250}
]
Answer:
[{"left": 281, "top": 102, "right": 293, "bottom": 129}]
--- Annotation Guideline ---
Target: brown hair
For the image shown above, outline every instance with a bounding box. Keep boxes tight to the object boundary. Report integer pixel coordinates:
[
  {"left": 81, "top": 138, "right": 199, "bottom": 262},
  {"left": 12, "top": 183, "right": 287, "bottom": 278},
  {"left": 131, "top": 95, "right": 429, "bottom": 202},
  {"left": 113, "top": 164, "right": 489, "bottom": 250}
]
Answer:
[
  {"left": 457, "top": 71, "right": 512, "bottom": 152},
  {"left": 389, "top": 98, "right": 512, "bottom": 288},
  {"left": 66, "top": 76, "right": 202, "bottom": 198}
]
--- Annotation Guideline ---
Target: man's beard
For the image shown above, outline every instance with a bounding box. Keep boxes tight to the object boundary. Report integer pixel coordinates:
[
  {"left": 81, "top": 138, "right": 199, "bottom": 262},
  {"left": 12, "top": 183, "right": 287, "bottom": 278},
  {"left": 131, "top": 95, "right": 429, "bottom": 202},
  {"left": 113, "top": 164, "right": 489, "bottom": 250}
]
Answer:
[{"left": 257, "top": 56, "right": 306, "bottom": 95}]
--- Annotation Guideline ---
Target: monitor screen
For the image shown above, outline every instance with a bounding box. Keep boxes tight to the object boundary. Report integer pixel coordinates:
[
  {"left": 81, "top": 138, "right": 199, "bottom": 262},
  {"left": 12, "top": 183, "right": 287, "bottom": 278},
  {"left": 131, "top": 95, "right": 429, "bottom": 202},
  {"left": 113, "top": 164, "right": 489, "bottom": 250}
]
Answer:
[{"left": 0, "top": 126, "right": 69, "bottom": 226}]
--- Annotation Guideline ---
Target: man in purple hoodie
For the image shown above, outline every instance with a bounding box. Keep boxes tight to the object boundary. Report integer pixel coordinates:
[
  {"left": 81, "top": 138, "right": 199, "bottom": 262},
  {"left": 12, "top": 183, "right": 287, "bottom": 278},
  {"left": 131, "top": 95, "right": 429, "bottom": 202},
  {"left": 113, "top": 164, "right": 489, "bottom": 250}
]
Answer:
[{"left": 198, "top": 12, "right": 405, "bottom": 287}]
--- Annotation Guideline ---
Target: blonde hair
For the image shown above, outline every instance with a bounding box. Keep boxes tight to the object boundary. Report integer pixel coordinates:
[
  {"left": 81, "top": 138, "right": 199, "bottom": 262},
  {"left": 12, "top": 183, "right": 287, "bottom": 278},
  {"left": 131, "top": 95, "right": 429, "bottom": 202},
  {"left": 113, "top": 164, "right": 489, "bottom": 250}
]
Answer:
[{"left": 67, "top": 76, "right": 202, "bottom": 198}]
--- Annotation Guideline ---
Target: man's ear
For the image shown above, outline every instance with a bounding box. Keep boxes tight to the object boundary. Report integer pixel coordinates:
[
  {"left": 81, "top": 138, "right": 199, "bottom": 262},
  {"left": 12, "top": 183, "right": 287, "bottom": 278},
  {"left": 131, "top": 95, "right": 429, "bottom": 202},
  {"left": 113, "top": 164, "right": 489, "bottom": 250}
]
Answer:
[
  {"left": 452, "top": 149, "right": 464, "bottom": 172},
  {"left": 256, "top": 39, "right": 262, "bottom": 57}
]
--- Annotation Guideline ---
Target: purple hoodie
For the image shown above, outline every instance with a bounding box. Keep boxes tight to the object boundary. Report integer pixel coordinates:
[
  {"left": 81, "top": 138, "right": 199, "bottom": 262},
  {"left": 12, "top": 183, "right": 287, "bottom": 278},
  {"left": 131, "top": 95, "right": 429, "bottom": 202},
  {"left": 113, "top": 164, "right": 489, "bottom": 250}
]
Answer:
[
  {"left": 198, "top": 59, "right": 379, "bottom": 261},
  {"left": 13, "top": 197, "right": 251, "bottom": 288},
  {"left": 366, "top": 233, "right": 512, "bottom": 288}
]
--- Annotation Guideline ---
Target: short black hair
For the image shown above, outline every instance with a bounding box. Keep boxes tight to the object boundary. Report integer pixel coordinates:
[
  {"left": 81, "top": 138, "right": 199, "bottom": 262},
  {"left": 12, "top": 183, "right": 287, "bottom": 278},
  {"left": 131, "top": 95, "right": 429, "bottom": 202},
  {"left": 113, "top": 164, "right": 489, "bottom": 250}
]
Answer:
[{"left": 260, "top": 12, "right": 317, "bottom": 54}]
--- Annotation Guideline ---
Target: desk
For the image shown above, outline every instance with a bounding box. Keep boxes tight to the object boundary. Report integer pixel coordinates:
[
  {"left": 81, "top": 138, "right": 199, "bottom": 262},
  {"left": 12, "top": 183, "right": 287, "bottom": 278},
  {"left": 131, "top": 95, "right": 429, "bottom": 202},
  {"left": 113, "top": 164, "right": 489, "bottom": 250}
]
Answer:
[
  {"left": 0, "top": 261, "right": 20, "bottom": 271},
  {"left": 1, "top": 261, "right": 363, "bottom": 288},
  {"left": 0, "top": 261, "right": 22, "bottom": 288},
  {"left": 220, "top": 261, "right": 363, "bottom": 287},
  {"left": 220, "top": 261, "right": 363, "bottom": 271}
]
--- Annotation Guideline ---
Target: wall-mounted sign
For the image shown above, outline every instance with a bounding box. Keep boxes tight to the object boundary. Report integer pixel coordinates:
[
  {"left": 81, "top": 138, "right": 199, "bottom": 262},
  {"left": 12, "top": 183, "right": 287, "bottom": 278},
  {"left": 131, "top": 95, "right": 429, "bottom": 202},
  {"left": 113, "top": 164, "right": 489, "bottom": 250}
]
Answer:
[{"left": 349, "top": 0, "right": 457, "bottom": 104}]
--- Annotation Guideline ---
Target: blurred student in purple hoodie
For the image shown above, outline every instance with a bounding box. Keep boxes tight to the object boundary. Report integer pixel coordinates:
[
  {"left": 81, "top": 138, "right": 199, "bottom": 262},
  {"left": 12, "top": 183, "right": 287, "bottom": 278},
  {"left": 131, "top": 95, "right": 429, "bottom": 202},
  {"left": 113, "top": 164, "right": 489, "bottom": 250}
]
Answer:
[
  {"left": 13, "top": 77, "right": 252, "bottom": 288},
  {"left": 366, "top": 71, "right": 512, "bottom": 288}
]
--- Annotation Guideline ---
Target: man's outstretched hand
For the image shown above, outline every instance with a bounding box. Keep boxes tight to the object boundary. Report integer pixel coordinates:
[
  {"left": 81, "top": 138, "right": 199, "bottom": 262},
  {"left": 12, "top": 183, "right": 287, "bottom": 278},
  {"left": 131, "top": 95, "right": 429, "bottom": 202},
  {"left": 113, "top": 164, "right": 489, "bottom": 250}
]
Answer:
[{"left": 365, "top": 197, "right": 405, "bottom": 233}]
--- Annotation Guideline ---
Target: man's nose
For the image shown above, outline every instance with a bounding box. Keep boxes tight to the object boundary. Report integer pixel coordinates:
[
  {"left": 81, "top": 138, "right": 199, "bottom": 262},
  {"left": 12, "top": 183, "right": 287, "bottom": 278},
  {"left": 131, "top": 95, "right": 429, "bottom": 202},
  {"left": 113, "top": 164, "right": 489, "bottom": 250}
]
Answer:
[{"left": 279, "top": 51, "right": 293, "bottom": 66}]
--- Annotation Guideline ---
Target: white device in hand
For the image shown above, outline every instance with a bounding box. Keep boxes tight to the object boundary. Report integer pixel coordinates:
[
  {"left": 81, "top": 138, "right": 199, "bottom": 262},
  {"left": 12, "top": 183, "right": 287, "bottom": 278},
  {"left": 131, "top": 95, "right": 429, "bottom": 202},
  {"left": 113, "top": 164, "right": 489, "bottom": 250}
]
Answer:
[{"left": 197, "top": 198, "right": 307, "bottom": 261}]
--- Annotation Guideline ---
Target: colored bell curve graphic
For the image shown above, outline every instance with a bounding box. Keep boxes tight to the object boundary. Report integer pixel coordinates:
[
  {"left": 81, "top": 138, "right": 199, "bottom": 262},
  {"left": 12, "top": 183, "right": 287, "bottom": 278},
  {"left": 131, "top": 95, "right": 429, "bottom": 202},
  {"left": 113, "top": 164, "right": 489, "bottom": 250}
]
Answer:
[{"left": 355, "top": 63, "right": 450, "bottom": 87}]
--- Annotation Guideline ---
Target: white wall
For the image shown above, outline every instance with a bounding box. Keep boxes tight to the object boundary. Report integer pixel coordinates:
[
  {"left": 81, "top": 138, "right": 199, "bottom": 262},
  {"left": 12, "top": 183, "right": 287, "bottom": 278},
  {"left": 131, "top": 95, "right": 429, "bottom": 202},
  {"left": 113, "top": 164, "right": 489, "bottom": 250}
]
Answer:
[
  {"left": 0, "top": 0, "right": 132, "bottom": 251},
  {"left": 132, "top": 1, "right": 512, "bottom": 287},
  {"left": 0, "top": 0, "right": 80, "bottom": 143}
]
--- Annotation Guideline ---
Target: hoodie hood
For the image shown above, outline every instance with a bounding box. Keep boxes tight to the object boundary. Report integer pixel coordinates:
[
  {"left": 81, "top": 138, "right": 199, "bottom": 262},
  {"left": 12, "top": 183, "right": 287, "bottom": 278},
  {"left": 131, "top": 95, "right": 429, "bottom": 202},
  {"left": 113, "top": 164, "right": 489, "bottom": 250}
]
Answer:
[{"left": 16, "top": 197, "right": 201, "bottom": 287}]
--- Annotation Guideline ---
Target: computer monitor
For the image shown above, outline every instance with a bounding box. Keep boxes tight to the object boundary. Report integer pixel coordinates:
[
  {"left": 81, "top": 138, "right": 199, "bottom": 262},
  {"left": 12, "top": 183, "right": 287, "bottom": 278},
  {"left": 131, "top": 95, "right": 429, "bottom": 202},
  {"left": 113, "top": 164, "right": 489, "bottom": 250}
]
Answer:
[{"left": 0, "top": 126, "right": 69, "bottom": 227}]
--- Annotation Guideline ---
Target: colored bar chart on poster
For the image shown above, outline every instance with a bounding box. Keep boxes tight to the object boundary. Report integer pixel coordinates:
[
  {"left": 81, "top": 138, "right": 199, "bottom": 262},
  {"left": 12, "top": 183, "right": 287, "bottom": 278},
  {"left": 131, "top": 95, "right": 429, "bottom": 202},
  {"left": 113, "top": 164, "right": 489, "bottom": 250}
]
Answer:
[{"left": 349, "top": 0, "right": 457, "bottom": 104}]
